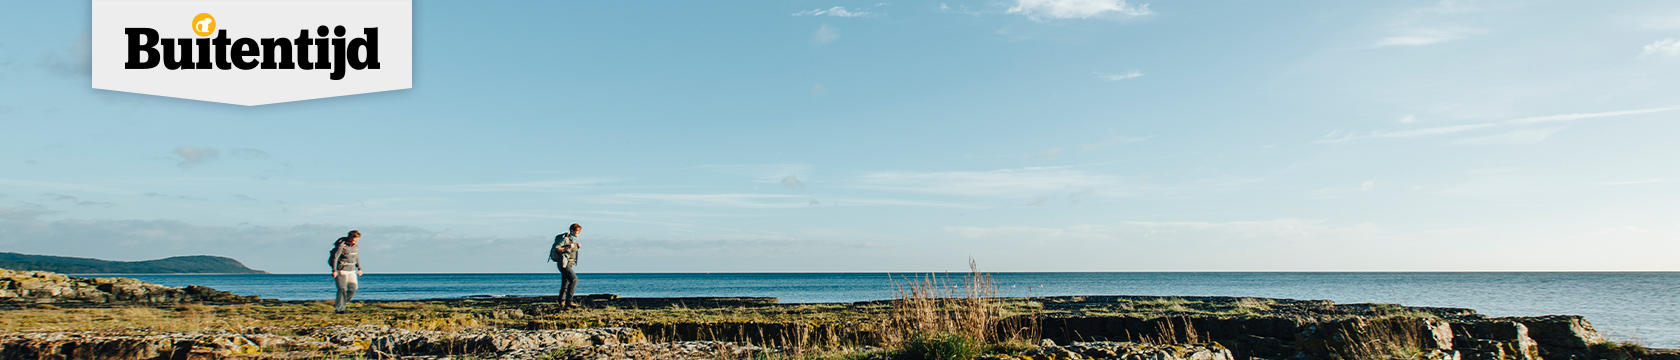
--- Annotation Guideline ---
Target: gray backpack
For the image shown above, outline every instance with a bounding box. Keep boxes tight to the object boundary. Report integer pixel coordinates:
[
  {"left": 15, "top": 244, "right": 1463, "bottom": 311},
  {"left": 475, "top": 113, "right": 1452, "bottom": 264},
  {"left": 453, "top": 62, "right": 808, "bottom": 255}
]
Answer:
[
  {"left": 549, "top": 234, "right": 579, "bottom": 267},
  {"left": 327, "top": 237, "right": 346, "bottom": 268}
]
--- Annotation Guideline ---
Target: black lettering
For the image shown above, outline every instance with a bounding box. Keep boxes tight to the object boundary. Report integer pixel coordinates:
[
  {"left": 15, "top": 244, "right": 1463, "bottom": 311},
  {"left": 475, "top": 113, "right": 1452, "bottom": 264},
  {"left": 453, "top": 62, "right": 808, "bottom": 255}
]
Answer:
[
  {"left": 347, "top": 28, "right": 378, "bottom": 70},
  {"left": 195, "top": 38, "right": 212, "bottom": 69},
  {"left": 124, "top": 28, "right": 159, "bottom": 69},
  {"left": 122, "top": 25, "right": 383, "bottom": 76},
  {"left": 260, "top": 38, "right": 294, "bottom": 69},
  {"left": 162, "top": 38, "right": 195, "bottom": 70},
  {"left": 212, "top": 30, "right": 232, "bottom": 70},
  {"left": 231, "top": 38, "right": 259, "bottom": 70},
  {"left": 294, "top": 30, "right": 314, "bottom": 70},
  {"left": 314, "top": 37, "right": 331, "bottom": 69},
  {"left": 330, "top": 36, "right": 347, "bottom": 80}
]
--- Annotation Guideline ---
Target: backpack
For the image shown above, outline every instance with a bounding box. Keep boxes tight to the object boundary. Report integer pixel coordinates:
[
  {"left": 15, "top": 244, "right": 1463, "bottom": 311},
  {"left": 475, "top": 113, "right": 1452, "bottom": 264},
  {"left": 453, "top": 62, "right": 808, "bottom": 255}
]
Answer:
[
  {"left": 327, "top": 237, "right": 346, "bottom": 268},
  {"left": 549, "top": 234, "right": 577, "bottom": 266}
]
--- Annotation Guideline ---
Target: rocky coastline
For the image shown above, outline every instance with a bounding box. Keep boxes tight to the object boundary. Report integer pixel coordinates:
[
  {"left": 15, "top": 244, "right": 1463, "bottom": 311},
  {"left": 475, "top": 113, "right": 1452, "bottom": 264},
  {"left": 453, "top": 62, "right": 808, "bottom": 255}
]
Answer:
[{"left": 1, "top": 270, "right": 1674, "bottom": 360}]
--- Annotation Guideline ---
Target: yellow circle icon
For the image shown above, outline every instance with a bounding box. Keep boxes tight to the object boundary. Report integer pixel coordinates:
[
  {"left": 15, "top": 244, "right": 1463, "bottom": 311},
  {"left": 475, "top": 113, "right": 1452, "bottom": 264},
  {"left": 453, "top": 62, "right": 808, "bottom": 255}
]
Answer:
[{"left": 191, "top": 13, "right": 216, "bottom": 37}]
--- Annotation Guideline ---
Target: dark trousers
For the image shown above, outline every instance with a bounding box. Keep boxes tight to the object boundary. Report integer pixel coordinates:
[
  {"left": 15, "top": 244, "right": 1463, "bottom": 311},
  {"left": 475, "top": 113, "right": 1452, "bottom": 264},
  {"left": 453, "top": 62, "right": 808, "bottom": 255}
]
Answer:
[{"left": 558, "top": 264, "right": 577, "bottom": 303}]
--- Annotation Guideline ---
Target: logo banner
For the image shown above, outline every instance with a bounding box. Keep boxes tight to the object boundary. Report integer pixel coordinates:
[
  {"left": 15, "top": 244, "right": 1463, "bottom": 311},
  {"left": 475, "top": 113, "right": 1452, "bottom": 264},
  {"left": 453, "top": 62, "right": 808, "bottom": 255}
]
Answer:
[{"left": 92, "top": 0, "right": 413, "bottom": 106}]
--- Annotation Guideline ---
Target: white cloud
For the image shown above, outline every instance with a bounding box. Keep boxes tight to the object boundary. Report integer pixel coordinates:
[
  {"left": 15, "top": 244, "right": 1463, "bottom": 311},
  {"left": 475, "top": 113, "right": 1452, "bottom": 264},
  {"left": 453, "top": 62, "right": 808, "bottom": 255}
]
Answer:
[
  {"left": 782, "top": 175, "right": 805, "bottom": 188},
  {"left": 695, "top": 163, "right": 814, "bottom": 185},
  {"left": 1370, "top": 27, "right": 1472, "bottom": 47},
  {"left": 1399, "top": 114, "right": 1416, "bottom": 123},
  {"left": 792, "top": 6, "right": 870, "bottom": 17},
  {"left": 1598, "top": 178, "right": 1665, "bottom": 186},
  {"left": 1095, "top": 70, "right": 1144, "bottom": 81},
  {"left": 944, "top": 219, "right": 1680, "bottom": 271},
  {"left": 597, "top": 193, "right": 981, "bottom": 209},
  {"left": 173, "top": 146, "right": 219, "bottom": 168},
  {"left": 1306, "top": 181, "right": 1376, "bottom": 199},
  {"left": 1448, "top": 127, "right": 1563, "bottom": 146},
  {"left": 1641, "top": 39, "right": 1680, "bottom": 58},
  {"left": 599, "top": 193, "right": 807, "bottom": 209},
  {"left": 432, "top": 179, "right": 614, "bottom": 193},
  {"left": 1320, "top": 105, "right": 1680, "bottom": 143},
  {"left": 1368, "top": 0, "right": 1477, "bottom": 48},
  {"left": 811, "top": 24, "right": 839, "bottom": 45},
  {"left": 1029, "top": 147, "right": 1062, "bottom": 159},
  {"left": 1079, "top": 134, "right": 1151, "bottom": 152},
  {"left": 846, "top": 166, "right": 1119, "bottom": 198},
  {"left": 1007, "top": 0, "right": 1152, "bottom": 20}
]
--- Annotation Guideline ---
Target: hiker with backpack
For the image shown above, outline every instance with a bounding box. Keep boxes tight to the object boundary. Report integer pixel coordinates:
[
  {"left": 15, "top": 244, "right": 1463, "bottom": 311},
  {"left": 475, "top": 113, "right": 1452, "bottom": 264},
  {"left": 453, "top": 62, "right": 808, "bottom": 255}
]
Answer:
[
  {"left": 550, "top": 224, "right": 582, "bottom": 308},
  {"left": 328, "top": 230, "right": 363, "bottom": 313}
]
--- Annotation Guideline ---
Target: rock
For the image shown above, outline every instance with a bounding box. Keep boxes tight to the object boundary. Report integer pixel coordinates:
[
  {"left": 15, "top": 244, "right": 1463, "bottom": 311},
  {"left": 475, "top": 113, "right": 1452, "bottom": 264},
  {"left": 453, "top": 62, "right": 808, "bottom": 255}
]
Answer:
[
  {"left": 542, "top": 341, "right": 771, "bottom": 360},
  {"left": 0, "top": 268, "right": 262, "bottom": 306},
  {"left": 1292, "top": 317, "right": 1457, "bottom": 360},
  {"left": 1503, "top": 316, "right": 1605, "bottom": 350},
  {"left": 1013, "top": 341, "right": 1234, "bottom": 360},
  {"left": 364, "top": 326, "right": 646, "bottom": 357},
  {"left": 1453, "top": 321, "right": 1540, "bottom": 360}
]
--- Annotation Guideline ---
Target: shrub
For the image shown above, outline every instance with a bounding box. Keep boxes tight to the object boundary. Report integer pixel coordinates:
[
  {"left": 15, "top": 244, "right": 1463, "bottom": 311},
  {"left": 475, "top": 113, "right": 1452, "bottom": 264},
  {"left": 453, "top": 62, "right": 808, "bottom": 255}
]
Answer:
[{"left": 894, "top": 333, "right": 981, "bottom": 360}]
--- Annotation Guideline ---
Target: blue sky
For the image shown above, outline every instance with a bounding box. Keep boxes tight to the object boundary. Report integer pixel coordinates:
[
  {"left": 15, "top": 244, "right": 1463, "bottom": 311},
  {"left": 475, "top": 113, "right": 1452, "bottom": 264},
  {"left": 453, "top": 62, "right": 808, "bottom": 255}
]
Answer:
[{"left": 2, "top": 0, "right": 1679, "bottom": 273}]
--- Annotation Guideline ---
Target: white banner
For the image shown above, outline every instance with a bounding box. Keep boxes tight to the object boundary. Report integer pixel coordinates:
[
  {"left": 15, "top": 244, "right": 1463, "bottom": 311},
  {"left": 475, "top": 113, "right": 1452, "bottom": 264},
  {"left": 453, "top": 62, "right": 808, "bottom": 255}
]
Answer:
[{"left": 92, "top": 0, "right": 412, "bottom": 106}]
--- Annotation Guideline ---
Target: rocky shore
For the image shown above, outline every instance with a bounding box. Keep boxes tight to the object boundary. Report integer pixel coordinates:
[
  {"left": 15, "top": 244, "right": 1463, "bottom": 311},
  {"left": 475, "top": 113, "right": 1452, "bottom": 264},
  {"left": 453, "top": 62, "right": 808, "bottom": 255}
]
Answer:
[
  {"left": 1, "top": 270, "right": 1675, "bottom": 360},
  {"left": 0, "top": 269, "right": 263, "bottom": 306}
]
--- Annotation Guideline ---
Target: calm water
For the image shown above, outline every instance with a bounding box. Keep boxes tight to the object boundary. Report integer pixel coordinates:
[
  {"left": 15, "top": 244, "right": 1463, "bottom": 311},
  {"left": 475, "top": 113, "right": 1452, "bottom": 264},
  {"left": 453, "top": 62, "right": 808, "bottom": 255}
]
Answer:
[{"left": 112, "top": 272, "right": 1680, "bottom": 348}]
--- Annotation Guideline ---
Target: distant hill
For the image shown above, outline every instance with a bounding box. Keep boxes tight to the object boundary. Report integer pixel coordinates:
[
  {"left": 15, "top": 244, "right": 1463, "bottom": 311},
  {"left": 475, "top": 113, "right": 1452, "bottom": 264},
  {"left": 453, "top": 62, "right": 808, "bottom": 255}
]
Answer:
[{"left": 0, "top": 252, "right": 266, "bottom": 274}]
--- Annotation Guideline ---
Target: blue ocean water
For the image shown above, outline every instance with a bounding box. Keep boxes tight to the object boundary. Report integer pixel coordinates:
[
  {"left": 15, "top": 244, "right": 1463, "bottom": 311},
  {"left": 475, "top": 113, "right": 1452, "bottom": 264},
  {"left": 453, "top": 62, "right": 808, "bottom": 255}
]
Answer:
[{"left": 113, "top": 272, "right": 1680, "bottom": 348}]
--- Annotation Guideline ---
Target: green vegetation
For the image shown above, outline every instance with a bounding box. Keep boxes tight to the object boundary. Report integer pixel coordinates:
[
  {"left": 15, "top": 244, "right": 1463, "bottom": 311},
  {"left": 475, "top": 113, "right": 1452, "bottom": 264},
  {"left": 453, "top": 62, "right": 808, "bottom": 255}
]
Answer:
[
  {"left": 1591, "top": 341, "right": 1648, "bottom": 360},
  {"left": 891, "top": 332, "right": 982, "bottom": 360},
  {"left": 0, "top": 252, "right": 265, "bottom": 274}
]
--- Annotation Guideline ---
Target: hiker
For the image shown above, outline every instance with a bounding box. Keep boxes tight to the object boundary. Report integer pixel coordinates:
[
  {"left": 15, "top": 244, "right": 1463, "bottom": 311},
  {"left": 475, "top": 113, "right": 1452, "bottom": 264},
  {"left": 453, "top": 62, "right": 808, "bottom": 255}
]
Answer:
[
  {"left": 329, "top": 230, "right": 363, "bottom": 313},
  {"left": 550, "top": 223, "right": 583, "bottom": 308}
]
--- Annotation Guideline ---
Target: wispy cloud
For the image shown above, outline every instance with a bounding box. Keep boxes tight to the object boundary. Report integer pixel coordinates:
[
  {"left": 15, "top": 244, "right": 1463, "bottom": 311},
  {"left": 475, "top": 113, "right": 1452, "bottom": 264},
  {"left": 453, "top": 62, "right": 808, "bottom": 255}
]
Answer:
[
  {"left": 1370, "top": 27, "right": 1474, "bottom": 47},
  {"left": 1641, "top": 39, "right": 1680, "bottom": 58},
  {"left": 596, "top": 193, "right": 981, "bottom": 209},
  {"left": 1598, "top": 178, "right": 1665, "bottom": 186},
  {"left": 599, "top": 193, "right": 807, "bottom": 209},
  {"left": 1007, "top": 0, "right": 1152, "bottom": 20},
  {"left": 0, "top": 204, "right": 52, "bottom": 220},
  {"left": 1027, "top": 147, "right": 1062, "bottom": 159},
  {"left": 1306, "top": 180, "right": 1377, "bottom": 200},
  {"left": 1368, "top": 1, "right": 1477, "bottom": 48},
  {"left": 173, "top": 146, "right": 219, "bottom": 168},
  {"left": 41, "top": 193, "right": 115, "bottom": 207},
  {"left": 429, "top": 179, "right": 614, "bottom": 192},
  {"left": 782, "top": 176, "right": 805, "bottom": 188},
  {"left": 846, "top": 166, "right": 1119, "bottom": 198},
  {"left": 811, "top": 24, "right": 839, "bottom": 45},
  {"left": 1449, "top": 127, "right": 1563, "bottom": 146},
  {"left": 1095, "top": 70, "right": 1144, "bottom": 81},
  {"left": 792, "top": 6, "right": 870, "bottom": 17},
  {"left": 1319, "top": 106, "right": 1680, "bottom": 143},
  {"left": 694, "top": 163, "right": 814, "bottom": 185},
  {"left": 143, "top": 192, "right": 208, "bottom": 201},
  {"left": 1079, "top": 134, "right": 1152, "bottom": 152}
]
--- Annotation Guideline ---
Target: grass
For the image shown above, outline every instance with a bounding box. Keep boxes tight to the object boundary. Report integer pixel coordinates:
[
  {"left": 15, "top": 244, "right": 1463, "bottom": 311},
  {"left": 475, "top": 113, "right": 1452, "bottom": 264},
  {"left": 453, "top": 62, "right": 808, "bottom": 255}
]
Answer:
[
  {"left": 1591, "top": 341, "right": 1648, "bottom": 360},
  {"left": 869, "top": 258, "right": 1040, "bottom": 360},
  {"left": 892, "top": 332, "right": 982, "bottom": 360},
  {"left": 1, "top": 262, "right": 1467, "bottom": 360},
  {"left": 1331, "top": 317, "right": 1433, "bottom": 360}
]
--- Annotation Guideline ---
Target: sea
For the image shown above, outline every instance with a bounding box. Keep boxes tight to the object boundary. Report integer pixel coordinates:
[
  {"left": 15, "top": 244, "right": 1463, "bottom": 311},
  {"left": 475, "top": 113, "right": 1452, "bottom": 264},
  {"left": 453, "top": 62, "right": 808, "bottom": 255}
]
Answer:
[{"left": 109, "top": 272, "right": 1680, "bottom": 348}]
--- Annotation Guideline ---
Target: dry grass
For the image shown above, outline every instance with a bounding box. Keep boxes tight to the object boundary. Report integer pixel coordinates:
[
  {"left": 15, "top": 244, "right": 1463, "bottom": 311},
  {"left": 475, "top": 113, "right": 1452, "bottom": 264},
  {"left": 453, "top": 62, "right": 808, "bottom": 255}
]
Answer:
[
  {"left": 876, "top": 258, "right": 1039, "bottom": 358},
  {"left": 1332, "top": 318, "right": 1432, "bottom": 360}
]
